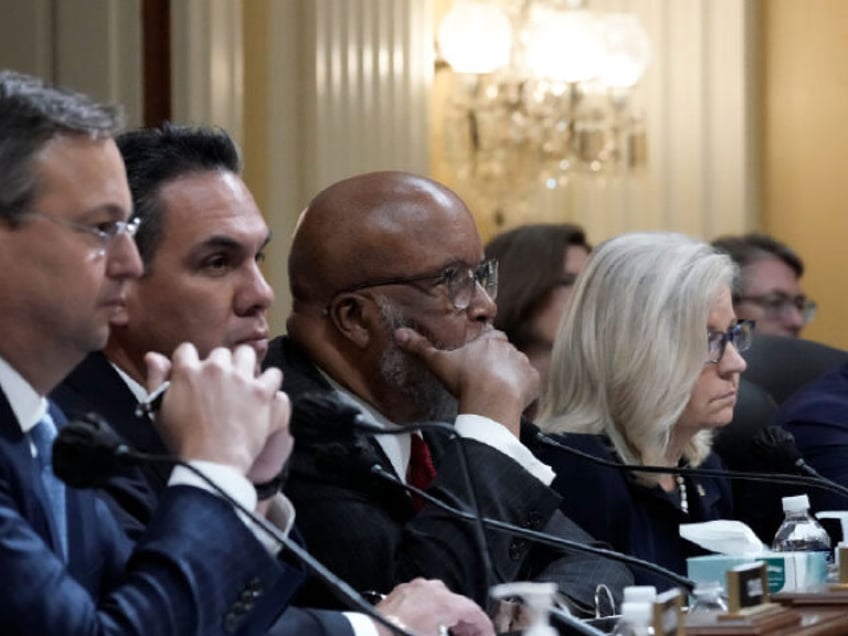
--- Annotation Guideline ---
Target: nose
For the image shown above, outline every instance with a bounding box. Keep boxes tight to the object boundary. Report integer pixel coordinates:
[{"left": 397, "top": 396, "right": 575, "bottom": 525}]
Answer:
[
  {"left": 719, "top": 341, "right": 747, "bottom": 375},
  {"left": 466, "top": 280, "right": 497, "bottom": 324},
  {"left": 105, "top": 231, "right": 143, "bottom": 280},
  {"left": 782, "top": 304, "right": 806, "bottom": 331},
  {"left": 236, "top": 261, "right": 275, "bottom": 315}
]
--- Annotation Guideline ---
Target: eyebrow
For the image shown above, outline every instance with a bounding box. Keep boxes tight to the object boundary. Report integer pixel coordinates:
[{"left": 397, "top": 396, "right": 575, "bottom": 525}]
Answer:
[{"left": 196, "top": 231, "right": 272, "bottom": 253}]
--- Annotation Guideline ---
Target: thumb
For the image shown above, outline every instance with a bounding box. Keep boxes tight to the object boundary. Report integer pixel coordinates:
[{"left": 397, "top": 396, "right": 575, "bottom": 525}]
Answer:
[{"left": 144, "top": 351, "right": 172, "bottom": 392}]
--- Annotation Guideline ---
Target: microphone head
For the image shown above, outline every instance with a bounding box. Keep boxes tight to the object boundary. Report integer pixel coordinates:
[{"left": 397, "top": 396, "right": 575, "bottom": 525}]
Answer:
[
  {"left": 751, "top": 426, "right": 803, "bottom": 472},
  {"left": 53, "top": 412, "right": 136, "bottom": 488}
]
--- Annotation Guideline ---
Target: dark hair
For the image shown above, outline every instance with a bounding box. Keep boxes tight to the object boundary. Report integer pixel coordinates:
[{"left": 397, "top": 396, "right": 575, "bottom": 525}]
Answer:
[
  {"left": 0, "top": 70, "right": 124, "bottom": 224},
  {"left": 484, "top": 223, "right": 589, "bottom": 349},
  {"left": 710, "top": 233, "right": 804, "bottom": 294},
  {"left": 116, "top": 123, "right": 242, "bottom": 269}
]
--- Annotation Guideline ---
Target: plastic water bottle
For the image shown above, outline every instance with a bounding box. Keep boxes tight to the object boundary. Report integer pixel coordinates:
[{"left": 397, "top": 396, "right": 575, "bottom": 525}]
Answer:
[
  {"left": 610, "top": 602, "right": 655, "bottom": 636},
  {"left": 772, "top": 494, "right": 831, "bottom": 556}
]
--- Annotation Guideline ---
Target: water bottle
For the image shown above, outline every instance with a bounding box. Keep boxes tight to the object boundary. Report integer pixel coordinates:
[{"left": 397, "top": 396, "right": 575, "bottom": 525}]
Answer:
[
  {"left": 772, "top": 494, "right": 831, "bottom": 555},
  {"left": 610, "top": 602, "right": 655, "bottom": 636},
  {"left": 688, "top": 580, "right": 728, "bottom": 613}
]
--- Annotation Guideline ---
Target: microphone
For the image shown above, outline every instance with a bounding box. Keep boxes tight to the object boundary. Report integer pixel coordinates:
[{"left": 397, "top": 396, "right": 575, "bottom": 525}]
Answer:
[
  {"left": 752, "top": 426, "right": 825, "bottom": 480},
  {"left": 370, "top": 462, "right": 697, "bottom": 593},
  {"left": 53, "top": 412, "right": 146, "bottom": 488},
  {"left": 52, "top": 413, "right": 415, "bottom": 636},
  {"left": 535, "top": 429, "right": 848, "bottom": 501}
]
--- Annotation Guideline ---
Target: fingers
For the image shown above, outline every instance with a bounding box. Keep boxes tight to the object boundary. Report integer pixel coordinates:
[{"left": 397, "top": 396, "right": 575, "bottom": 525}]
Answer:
[
  {"left": 393, "top": 326, "right": 435, "bottom": 360},
  {"left": 144, "top": 351, "right": 172, "bottom": 392}
]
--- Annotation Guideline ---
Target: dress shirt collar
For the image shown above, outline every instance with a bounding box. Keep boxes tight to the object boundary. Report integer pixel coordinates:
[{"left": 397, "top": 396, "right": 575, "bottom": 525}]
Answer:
[
  {"left": 0, "top": 355, "right": 48, "bottom": 434},
  {"left": 317, "top": 368, "right": 411, "bottom": 481},
  {"left": 111, "top": 362, "right": 148, "bottom": 403}
]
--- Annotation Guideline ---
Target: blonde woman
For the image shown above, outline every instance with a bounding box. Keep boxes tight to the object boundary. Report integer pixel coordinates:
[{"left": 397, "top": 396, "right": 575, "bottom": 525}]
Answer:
[{"left": 537, "top": 232, "right": 751, "bottom": 588}]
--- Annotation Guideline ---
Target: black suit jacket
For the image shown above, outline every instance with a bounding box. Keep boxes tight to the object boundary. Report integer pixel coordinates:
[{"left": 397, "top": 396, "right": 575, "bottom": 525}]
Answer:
[
  {"left": 263, "top": 335, "right": 633, "bottom": 615},
  {"left": 537, "top": 433, "right": 733, "bottom": 590},
  {"left": 52, "top": 352, "right": 355, "bottom": 636}
]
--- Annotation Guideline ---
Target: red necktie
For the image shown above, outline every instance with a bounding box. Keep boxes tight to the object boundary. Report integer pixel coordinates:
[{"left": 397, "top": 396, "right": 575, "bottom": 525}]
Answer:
[{"left": 407, "top": 435, "right": 436, "bottom": 511}]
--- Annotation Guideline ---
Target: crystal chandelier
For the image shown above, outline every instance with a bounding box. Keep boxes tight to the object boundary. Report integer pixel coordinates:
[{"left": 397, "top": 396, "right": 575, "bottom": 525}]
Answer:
[{"left": 436, "top": 0, "right": 651, "bottom": 211}]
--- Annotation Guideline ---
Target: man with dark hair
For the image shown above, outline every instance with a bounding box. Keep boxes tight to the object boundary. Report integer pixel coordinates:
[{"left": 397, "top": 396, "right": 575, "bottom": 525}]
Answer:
[
  {"left": 711, "top": 233, "right": 815, "bottom": 337},
  {"left": 0, "top": 70, "right": 299, "bottom": 635},
  {"left": 263, "top": 171, "right": 633, "bottom": 617},
  {"left": 53, "top": 124, "right": 495, "bottom": 636},
  {"left": 484, "top": 223, "right": 590, "bottom": 390}
]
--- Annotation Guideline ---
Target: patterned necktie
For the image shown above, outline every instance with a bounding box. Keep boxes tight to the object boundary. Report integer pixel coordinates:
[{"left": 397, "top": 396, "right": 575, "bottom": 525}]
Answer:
[
  {"left": 407, "top": 434, "right": 436, "bottom": 511},
  {"left": 30, "top": 411, "right": 68, "bottom": 560}
]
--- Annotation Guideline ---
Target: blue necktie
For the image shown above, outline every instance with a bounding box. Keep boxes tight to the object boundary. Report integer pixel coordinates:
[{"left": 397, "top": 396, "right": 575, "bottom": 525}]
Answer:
[{"left": 30, "top": 411, "right": 68, "bottom": 561}]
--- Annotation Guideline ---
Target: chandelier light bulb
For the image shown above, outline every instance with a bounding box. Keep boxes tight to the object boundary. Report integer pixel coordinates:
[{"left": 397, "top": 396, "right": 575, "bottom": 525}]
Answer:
[
  {"left": 438, "top": 1, "right": 512, "bottom": 74},
  {"left": 598, "top": 13, "right": 651, "bottom": 88},
  {"left": 524, "top": 7, "right": 604, "bottom": 83}
]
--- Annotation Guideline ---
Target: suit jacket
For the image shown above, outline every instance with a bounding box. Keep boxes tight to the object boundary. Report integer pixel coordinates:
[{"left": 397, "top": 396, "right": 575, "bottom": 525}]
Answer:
[
  {"left": 0, "top": 387, "right": 303, "bottom": 636},
  {"left": 52, "top": 351, "right": 166, "bottom": 536},
  {"left": 536, "top": 433, "right": 733, "bottom": 589},
  {"left": 774, "top": 362, "right": 848, "bottom": 512},
  {"left": 263, "top": 335, "right": 633, "bottom": 616},
  {"left": 52, "top": 352, "right": 356, "bottom": 636}
]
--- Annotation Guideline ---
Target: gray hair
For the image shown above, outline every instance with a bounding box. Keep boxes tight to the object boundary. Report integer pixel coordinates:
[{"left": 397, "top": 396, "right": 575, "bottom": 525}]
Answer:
[
  {"left": 539, "top": 232, "right": 736, "bottom": 482},
  {"left": 0, "top": 70, "right": 124, "bottom": 224}
]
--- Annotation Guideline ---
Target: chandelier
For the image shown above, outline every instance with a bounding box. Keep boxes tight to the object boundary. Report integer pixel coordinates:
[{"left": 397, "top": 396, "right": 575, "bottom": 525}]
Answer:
[{"left": 436, "top": 0, "right": 651, "bottom": 212}]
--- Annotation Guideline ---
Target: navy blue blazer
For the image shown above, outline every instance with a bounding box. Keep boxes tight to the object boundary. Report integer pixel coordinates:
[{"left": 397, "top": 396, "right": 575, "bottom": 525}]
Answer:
[
  {"left": 0, "top": 386, "right": 304, "bottom": 635},
  {"left": 536, "top": 433, "right": 733, "bottom": 589},
  {"left": 774, "top": 361, "right": 848, "bottom": 512},
  {"left": 52, "top": 352, "right": 354, "bottom": 636}
]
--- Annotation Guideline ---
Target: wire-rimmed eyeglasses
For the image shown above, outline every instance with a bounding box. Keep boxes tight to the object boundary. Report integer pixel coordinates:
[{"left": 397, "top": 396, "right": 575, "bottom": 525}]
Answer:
[
  {"left": 25, "top": 211, "right": 140, "bottom": 257},
  {"left": 707, "top": 319, "right": 755, "bottom": 364},
  {"left": 736, "top": 293, "right": 816, "bottom": 325},
  {"left": 326, "top": 258, "right": 498, "bottom": 313}
]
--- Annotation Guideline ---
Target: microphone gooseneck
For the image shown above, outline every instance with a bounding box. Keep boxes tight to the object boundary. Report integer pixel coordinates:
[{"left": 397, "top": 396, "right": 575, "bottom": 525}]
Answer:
[
  {"left": 291, "top": 391, "right": 501, "bottom": 592},
  {"left": 535, "top": 430, "right": 848, "bottom": 500},
  {"left": 53, "top": 414, "right": 415, "bottom": 636},
  {"left": 370, "top": 463, "right": 697, "bottom": 592}
]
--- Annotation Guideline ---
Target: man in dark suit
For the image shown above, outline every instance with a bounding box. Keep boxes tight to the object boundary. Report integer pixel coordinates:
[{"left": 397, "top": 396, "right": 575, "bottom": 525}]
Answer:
[
  {"left": 0, "top": 70, "right": 302, "bottom": 635},
  {"left": 262, "top": 171, "right": 633, "bottom": 616},
  {"left": 53, "top": 124, "right": 495, "bottom": 636}
]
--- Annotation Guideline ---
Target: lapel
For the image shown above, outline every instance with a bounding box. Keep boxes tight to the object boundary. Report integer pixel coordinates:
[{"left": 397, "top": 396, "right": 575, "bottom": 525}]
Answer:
[
  {"left": 53, "top": 352, "right": 170, "bottom": 483},
  {"left": 271, "top": 336, "right": 413, "bottom": 510},
  {"left": 0, "top": 388, "right": 63, "bottom": 557}
]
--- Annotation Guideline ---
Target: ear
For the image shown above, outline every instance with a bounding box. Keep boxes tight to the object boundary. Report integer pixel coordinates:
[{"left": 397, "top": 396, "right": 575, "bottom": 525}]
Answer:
[{"left": 327, "top": 293, "right": 378, "bottom": 349}]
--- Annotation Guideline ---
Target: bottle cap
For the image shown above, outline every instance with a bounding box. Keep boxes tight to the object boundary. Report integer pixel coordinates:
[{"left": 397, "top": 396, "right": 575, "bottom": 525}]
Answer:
[
  {"left": 620, "top": 601, "right": 653, "bottom": 625},
  {"left": 623, "top": 585, "right": 657, "bottom": 603},
  {"left": 782, "top": 494, "right": 810, "bottom": 513}
]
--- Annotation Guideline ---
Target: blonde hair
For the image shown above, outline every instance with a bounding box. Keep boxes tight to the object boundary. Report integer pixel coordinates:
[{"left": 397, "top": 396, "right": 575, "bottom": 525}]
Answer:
[{"left": 539, "top": 232, "right": 735, "bottom": 484}]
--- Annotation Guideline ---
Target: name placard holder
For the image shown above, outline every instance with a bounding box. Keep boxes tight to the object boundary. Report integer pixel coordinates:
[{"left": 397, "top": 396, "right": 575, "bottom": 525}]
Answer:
[
  {"left": 652, "top": 588, "right": 683, "bottom": 636},
  {"left": 830, "top": 545, "right": 848, "bottom": 591},
  {"left": 722, "top": 561, "right": 774, "bottom": 618}
]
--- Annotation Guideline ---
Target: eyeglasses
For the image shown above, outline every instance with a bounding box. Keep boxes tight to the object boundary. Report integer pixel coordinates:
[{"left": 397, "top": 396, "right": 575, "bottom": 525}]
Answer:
[
  {"left": 26, "top": 211, "right": 140, "bottom": 256},
  {"left": 331, "top": 258, "right": 498, "bottom": 312},
  {"left": 707, "top": 319, "right": 755, "bottom": 364},
  {"left": 735, "top": 293, "right": 816, "bottom": 325}
]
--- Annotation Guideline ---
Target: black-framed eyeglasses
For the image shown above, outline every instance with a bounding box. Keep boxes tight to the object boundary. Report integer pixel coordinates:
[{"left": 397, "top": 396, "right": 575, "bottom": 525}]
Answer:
[
  {"left": 329, "top": 258, "right": 498, "bottom": 312},
  {"left": 26, "top": 211, "right": 140, "bottom": 257},
  {"left": 735, "top": 293, "right": 816, "bottom": 325},
  {"left": 707, "top": 319, "right": 755, "bottom": 364}
]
